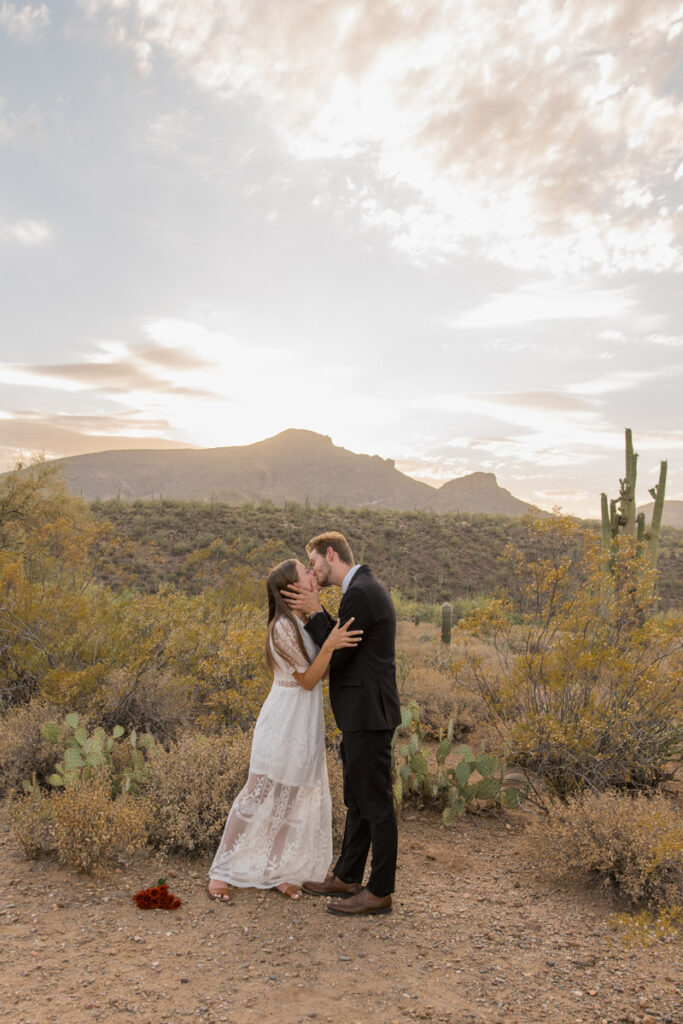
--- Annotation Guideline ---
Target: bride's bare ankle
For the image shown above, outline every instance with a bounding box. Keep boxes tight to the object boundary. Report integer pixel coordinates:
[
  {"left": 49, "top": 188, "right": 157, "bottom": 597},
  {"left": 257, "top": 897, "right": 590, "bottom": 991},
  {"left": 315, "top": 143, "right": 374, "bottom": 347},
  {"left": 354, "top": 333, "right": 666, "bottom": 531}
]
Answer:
[
  {"left": 275, "top": 882, "right": 301, "bottom": 899},
  {"left": 208, "top": 880, "right": 230, "bottom": 901}
]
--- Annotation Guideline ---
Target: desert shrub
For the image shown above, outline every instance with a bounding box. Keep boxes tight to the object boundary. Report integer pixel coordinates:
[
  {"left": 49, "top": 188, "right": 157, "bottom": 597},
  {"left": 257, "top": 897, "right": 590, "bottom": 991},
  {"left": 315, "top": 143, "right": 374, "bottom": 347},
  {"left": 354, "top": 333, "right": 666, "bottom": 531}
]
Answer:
[
  {"left": 97, "top": 669, "right": 195, "bottom": 743},
  {"left": 10, "top": 770, "right": 149, "bottom": 873},
  {"left": 611, "top": 906, "right": 683, "bottom": 947},
  {"left": 143, "top": 729, "right": 253, "bottom": 853},
  {"left": 50, "top": 771, "right": 149, "bottom": 875},
  {"left": 326, "top": 746, "right": 345, "bottom": 849},
  {"left": 8, "top": 783, "right": 54, "bottom": 858},
  {"left": 192, "top": 605, "right": 271, "bottom": 731},
  {"left": 458, "top": 516, "right": 683, "bottom": 798},
  {"left": 398, "top": 665, "right": 473, "bottom": 740},
  {"left": 525, "top": 789, "right": 683, "bottom": 909},
  {"left": 450, "top": 595, "right": 490, "bottom": 622},
  {"left": 0, "top": 465, "right": 271, "bottom": 724},
  {"left": 0, "top": 460, "right": 117, "bottom": 709},
  {"left": 0, "top": 701, "right": 61, "bottom": 794},
  {"left": 394, "top": 621, "right": 481, "bottom": 739},
  {"left": 171, "top": 541, "right": 193, "bottom": 556},
  {"left": 391, "top": 590, "right": 440, "bottom": 625}
]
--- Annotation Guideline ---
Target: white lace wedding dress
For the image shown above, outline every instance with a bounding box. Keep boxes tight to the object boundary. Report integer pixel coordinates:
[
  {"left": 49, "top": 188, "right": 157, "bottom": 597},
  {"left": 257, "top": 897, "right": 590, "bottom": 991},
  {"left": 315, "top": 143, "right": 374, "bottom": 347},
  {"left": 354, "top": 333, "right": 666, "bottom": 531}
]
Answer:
[{"left": 209, "top": 616, "right": 332, "bottom": 888}]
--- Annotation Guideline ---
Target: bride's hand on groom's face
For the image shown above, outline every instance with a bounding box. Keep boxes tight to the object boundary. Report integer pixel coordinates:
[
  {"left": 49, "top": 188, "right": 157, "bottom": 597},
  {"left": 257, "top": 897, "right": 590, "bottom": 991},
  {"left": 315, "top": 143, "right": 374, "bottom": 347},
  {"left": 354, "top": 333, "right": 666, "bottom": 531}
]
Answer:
[{"left": 281, "top": 581, "right": 322, "bottom": 617}]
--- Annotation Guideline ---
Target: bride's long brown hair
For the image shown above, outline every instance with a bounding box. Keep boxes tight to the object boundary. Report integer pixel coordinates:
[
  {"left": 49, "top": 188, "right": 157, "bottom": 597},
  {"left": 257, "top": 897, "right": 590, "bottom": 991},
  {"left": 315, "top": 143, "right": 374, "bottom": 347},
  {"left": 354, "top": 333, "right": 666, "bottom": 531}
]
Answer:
[{"left": 265, "top": 559, "right": 312, "bottom": 673}]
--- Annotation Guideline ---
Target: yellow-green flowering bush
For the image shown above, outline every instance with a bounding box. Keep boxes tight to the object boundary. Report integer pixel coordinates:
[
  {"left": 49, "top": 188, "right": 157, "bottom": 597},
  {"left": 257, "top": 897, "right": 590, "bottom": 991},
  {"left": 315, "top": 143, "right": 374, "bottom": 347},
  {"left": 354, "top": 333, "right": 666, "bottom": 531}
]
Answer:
[{"left": 456, "top": 516, "right": 682, "bottom": 797}]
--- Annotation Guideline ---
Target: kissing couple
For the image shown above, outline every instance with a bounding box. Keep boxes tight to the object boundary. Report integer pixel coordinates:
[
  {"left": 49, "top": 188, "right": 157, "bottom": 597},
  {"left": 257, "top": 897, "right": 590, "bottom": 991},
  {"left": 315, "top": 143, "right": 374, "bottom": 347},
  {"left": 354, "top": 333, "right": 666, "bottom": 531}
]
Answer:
[{"left": 207, "top": 531, "right": 401, "bottom": 916}]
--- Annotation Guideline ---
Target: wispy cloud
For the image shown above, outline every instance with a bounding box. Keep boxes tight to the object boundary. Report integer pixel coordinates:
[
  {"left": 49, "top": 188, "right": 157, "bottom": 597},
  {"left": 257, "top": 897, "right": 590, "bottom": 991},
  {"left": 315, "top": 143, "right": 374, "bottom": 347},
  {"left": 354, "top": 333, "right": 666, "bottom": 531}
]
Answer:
[
  {"left": 410, "top": 357, "right": 683, "bottom": 480},
  {"left": 1, "top": 334, "right": 222, "bottom": 397},
  {"left": 0, "top": 96, "right": 42, "bottom": 146},
  {"left": 483, "top": 391, "right": 592, "bottom": 413},
  {"left": 83, "top": 0, "right": 683, "bottom": 274},
  {"left": 0, "top": 317, "right": 400, "bottom": 451},
  {"left": 649, "top": 333, "right": 683, "bottom": 347},
  {"left": 0, "top": 409, "right": 193, "bottom": 449},
  {"left": 146, "top": 110, "right": 193, "bottom": 150},
  {"left": 569, "top": 367, "right": 677, "bottom": 397},
  {"left": 0, "top": 410, "right": 197, "bottom": 471},
  {"left": 0, "top": 2, "right": 49, "bottom": 41},
  {"left": 452, "top": 283, "right": 637, "bottom": 328},
  {"left": 0, "top": 218, "right": 52, "bottom": 245},
  {"left": 9, "top": 362, "right": 216, "bottom": 397}
]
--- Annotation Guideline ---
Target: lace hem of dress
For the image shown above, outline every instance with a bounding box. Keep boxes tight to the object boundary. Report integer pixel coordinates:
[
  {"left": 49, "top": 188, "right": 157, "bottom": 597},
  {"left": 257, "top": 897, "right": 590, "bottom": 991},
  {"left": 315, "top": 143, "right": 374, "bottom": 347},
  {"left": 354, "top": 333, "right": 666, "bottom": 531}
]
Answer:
[{"left": 209, "top": 770, "right": 331, "bottom": 887}]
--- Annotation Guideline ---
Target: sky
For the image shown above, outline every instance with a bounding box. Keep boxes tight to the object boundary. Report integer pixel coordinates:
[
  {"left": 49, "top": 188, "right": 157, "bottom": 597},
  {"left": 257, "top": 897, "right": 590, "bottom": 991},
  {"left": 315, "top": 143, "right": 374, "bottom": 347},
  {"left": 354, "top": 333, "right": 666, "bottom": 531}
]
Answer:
[{"left": 1, "top": 0, "right": 682, "bottom": 518}]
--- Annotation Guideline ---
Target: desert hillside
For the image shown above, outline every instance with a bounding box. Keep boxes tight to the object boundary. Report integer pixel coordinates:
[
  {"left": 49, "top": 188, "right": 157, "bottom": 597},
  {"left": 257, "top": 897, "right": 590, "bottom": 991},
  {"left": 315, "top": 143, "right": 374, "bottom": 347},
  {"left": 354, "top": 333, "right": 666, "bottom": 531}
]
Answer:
[{"left": 91, "top": 499, "right": 683, "bottom": 610}]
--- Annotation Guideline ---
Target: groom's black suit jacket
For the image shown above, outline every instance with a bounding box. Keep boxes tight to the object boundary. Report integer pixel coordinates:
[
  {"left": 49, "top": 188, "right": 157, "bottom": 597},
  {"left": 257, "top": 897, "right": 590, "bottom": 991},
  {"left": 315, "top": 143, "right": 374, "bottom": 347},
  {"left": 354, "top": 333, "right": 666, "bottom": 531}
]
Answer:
[{"left": 305, "top": 565, "right": 401, "bottom": 733}]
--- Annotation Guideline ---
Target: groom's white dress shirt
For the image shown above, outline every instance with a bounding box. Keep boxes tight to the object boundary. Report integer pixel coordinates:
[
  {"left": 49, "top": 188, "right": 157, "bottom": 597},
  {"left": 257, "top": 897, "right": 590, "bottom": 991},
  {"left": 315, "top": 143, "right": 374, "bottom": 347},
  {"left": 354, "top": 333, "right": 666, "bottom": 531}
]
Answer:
[{"left": 341, "top": 564, "right": 361, "bottom": 594}]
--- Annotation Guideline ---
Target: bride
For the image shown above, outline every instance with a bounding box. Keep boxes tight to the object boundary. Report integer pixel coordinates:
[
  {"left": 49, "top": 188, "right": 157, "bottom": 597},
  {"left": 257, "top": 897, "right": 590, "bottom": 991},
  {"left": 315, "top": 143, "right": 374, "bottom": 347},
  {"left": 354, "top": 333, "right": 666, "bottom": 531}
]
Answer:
[{"left": 207, "top": 558, "right": 361, "bottom": 901}]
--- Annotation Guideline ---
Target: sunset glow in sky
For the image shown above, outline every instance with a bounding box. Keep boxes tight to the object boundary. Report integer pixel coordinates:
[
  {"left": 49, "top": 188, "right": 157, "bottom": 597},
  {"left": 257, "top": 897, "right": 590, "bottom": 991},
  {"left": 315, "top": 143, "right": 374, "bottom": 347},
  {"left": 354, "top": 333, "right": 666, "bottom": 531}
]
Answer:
[{"left": 1, "top": 1, "right": 682, "bottom": 516}]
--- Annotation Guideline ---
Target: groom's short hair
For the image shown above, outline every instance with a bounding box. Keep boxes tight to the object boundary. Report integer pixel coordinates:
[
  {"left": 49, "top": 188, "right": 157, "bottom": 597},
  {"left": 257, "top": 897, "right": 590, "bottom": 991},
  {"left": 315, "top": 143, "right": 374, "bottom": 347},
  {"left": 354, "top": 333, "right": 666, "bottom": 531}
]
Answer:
[{"left": 306, "top": 531, "right": 355, "bottom": 566}]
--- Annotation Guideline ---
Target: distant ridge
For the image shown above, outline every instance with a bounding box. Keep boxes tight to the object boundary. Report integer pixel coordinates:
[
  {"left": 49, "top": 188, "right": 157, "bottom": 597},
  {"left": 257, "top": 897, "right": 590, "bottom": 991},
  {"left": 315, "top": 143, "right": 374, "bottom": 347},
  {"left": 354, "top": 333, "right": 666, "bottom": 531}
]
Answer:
[
  {"left": 42, "top": 429, "right": 544, "bottom": 518},
  {"left": 637, "top": 499, "right": 683, "bottom": 530}
]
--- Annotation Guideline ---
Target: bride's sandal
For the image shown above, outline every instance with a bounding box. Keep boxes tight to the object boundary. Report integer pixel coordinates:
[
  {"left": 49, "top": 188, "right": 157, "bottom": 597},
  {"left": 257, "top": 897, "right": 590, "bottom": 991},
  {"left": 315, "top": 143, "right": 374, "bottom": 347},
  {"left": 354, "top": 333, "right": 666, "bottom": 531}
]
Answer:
[
  {"left": 207, "top": 882, "right": 231, "bottom": 903},
  {"left": 272, "top": 883, "right": 302, "bottom": 900}
]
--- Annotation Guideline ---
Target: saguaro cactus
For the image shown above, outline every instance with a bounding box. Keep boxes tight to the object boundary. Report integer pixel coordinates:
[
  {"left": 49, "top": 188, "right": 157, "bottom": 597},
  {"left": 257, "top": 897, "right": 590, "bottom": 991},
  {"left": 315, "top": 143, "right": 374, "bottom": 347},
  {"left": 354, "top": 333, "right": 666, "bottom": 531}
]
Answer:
[
  {"left": 646, "top": 459, "right": 667, "bottom": 567},
  {"left": 441, "top": 601, "right": 452, "bottom": 644},
  {"left": 600, "top": 429, "right": 667, "bottom": 567}
]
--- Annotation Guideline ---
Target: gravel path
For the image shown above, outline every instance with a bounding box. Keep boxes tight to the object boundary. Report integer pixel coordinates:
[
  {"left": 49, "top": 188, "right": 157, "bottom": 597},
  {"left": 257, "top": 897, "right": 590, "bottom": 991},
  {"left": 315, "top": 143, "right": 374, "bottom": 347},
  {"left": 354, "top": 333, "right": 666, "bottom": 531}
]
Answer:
[{"left": 1, "top": 804, "right": 680, "bottom": 1024}]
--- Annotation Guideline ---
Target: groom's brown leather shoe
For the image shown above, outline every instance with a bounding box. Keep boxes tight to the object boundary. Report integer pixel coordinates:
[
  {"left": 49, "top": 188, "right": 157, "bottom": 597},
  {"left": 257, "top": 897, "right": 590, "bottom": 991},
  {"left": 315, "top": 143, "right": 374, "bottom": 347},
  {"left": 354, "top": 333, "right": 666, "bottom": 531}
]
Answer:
[
  {"left": 302, "top": 875, "right": 362, "bottom": 898},
  {"left": 326, "top": 888, "right": 392, "bottom": 916}
]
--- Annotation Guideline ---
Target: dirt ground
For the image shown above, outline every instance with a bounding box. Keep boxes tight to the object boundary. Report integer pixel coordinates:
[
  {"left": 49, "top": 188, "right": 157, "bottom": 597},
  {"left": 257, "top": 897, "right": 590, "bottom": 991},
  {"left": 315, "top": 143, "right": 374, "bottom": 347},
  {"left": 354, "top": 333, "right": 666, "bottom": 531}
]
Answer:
[{"left": 1, "top": 802, "right": 680, "bottom": 1024}]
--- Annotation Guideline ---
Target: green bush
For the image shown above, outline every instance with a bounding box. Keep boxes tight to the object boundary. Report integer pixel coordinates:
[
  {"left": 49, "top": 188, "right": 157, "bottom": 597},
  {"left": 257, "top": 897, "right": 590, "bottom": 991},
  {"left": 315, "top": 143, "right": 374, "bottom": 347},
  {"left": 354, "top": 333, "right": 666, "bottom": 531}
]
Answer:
[{"left": 391, "top": 590, "right": 440, "bottom": 625}]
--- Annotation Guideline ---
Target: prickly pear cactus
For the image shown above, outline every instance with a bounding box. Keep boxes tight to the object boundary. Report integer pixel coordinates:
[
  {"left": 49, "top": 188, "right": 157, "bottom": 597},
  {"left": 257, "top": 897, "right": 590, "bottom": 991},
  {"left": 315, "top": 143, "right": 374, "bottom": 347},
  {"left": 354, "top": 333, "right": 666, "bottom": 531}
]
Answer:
[
  {"left": 39, "top": 714, "right": 159, "bottom": 795},
  {"left": 391, "top": 704, "right": 526, "bottom": 824}
]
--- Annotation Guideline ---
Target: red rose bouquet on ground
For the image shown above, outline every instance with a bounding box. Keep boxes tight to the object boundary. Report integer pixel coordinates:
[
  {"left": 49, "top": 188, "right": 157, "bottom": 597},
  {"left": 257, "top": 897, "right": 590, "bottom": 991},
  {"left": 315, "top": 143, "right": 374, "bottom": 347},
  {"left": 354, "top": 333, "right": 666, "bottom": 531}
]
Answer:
[{"left": 133, "top": 877, "right": 182, "bottom": 910}]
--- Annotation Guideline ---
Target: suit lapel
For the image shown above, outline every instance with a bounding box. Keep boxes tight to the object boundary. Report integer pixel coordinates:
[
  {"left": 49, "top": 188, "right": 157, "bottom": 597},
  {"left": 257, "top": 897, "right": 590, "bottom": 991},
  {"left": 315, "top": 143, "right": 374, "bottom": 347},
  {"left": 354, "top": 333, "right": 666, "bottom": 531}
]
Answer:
[{"left": 339, "top": 565, "right": 370, "bottom": 613}]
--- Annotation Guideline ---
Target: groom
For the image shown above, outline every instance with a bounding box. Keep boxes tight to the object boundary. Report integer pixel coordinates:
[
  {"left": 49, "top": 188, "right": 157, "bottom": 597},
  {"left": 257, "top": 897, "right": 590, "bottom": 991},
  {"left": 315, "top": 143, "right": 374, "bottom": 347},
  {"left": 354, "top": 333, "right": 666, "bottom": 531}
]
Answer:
[{"left": 283, "top": 531, "right": 401, "bottom": 916}]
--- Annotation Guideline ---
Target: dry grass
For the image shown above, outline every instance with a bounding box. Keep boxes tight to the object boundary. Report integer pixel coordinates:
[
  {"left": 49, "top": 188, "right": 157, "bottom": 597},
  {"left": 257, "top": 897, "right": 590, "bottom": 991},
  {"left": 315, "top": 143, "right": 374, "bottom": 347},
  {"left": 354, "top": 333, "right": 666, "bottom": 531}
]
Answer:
[
  {"left": 144, "top": 728, "right": 347, "bottom": 858},
  {"left": 395, "top": 621, "right": 485, "bottom": 739}
]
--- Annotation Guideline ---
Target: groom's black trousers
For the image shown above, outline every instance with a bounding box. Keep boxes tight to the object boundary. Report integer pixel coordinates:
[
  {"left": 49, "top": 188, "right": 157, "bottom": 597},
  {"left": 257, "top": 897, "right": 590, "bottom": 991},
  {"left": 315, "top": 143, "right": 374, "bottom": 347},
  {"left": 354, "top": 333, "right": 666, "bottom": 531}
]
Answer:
[{"left": 333, "top": 729, "right": 397, "bottom": 897}]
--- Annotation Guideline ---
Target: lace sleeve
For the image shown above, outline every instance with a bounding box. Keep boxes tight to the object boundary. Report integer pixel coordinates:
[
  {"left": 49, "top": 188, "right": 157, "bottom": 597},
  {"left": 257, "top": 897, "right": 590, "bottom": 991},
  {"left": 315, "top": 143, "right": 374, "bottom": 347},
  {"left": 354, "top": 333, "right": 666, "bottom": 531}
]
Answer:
[{"left": 271, "top": 618, "right": 309, "bottom": 673}]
